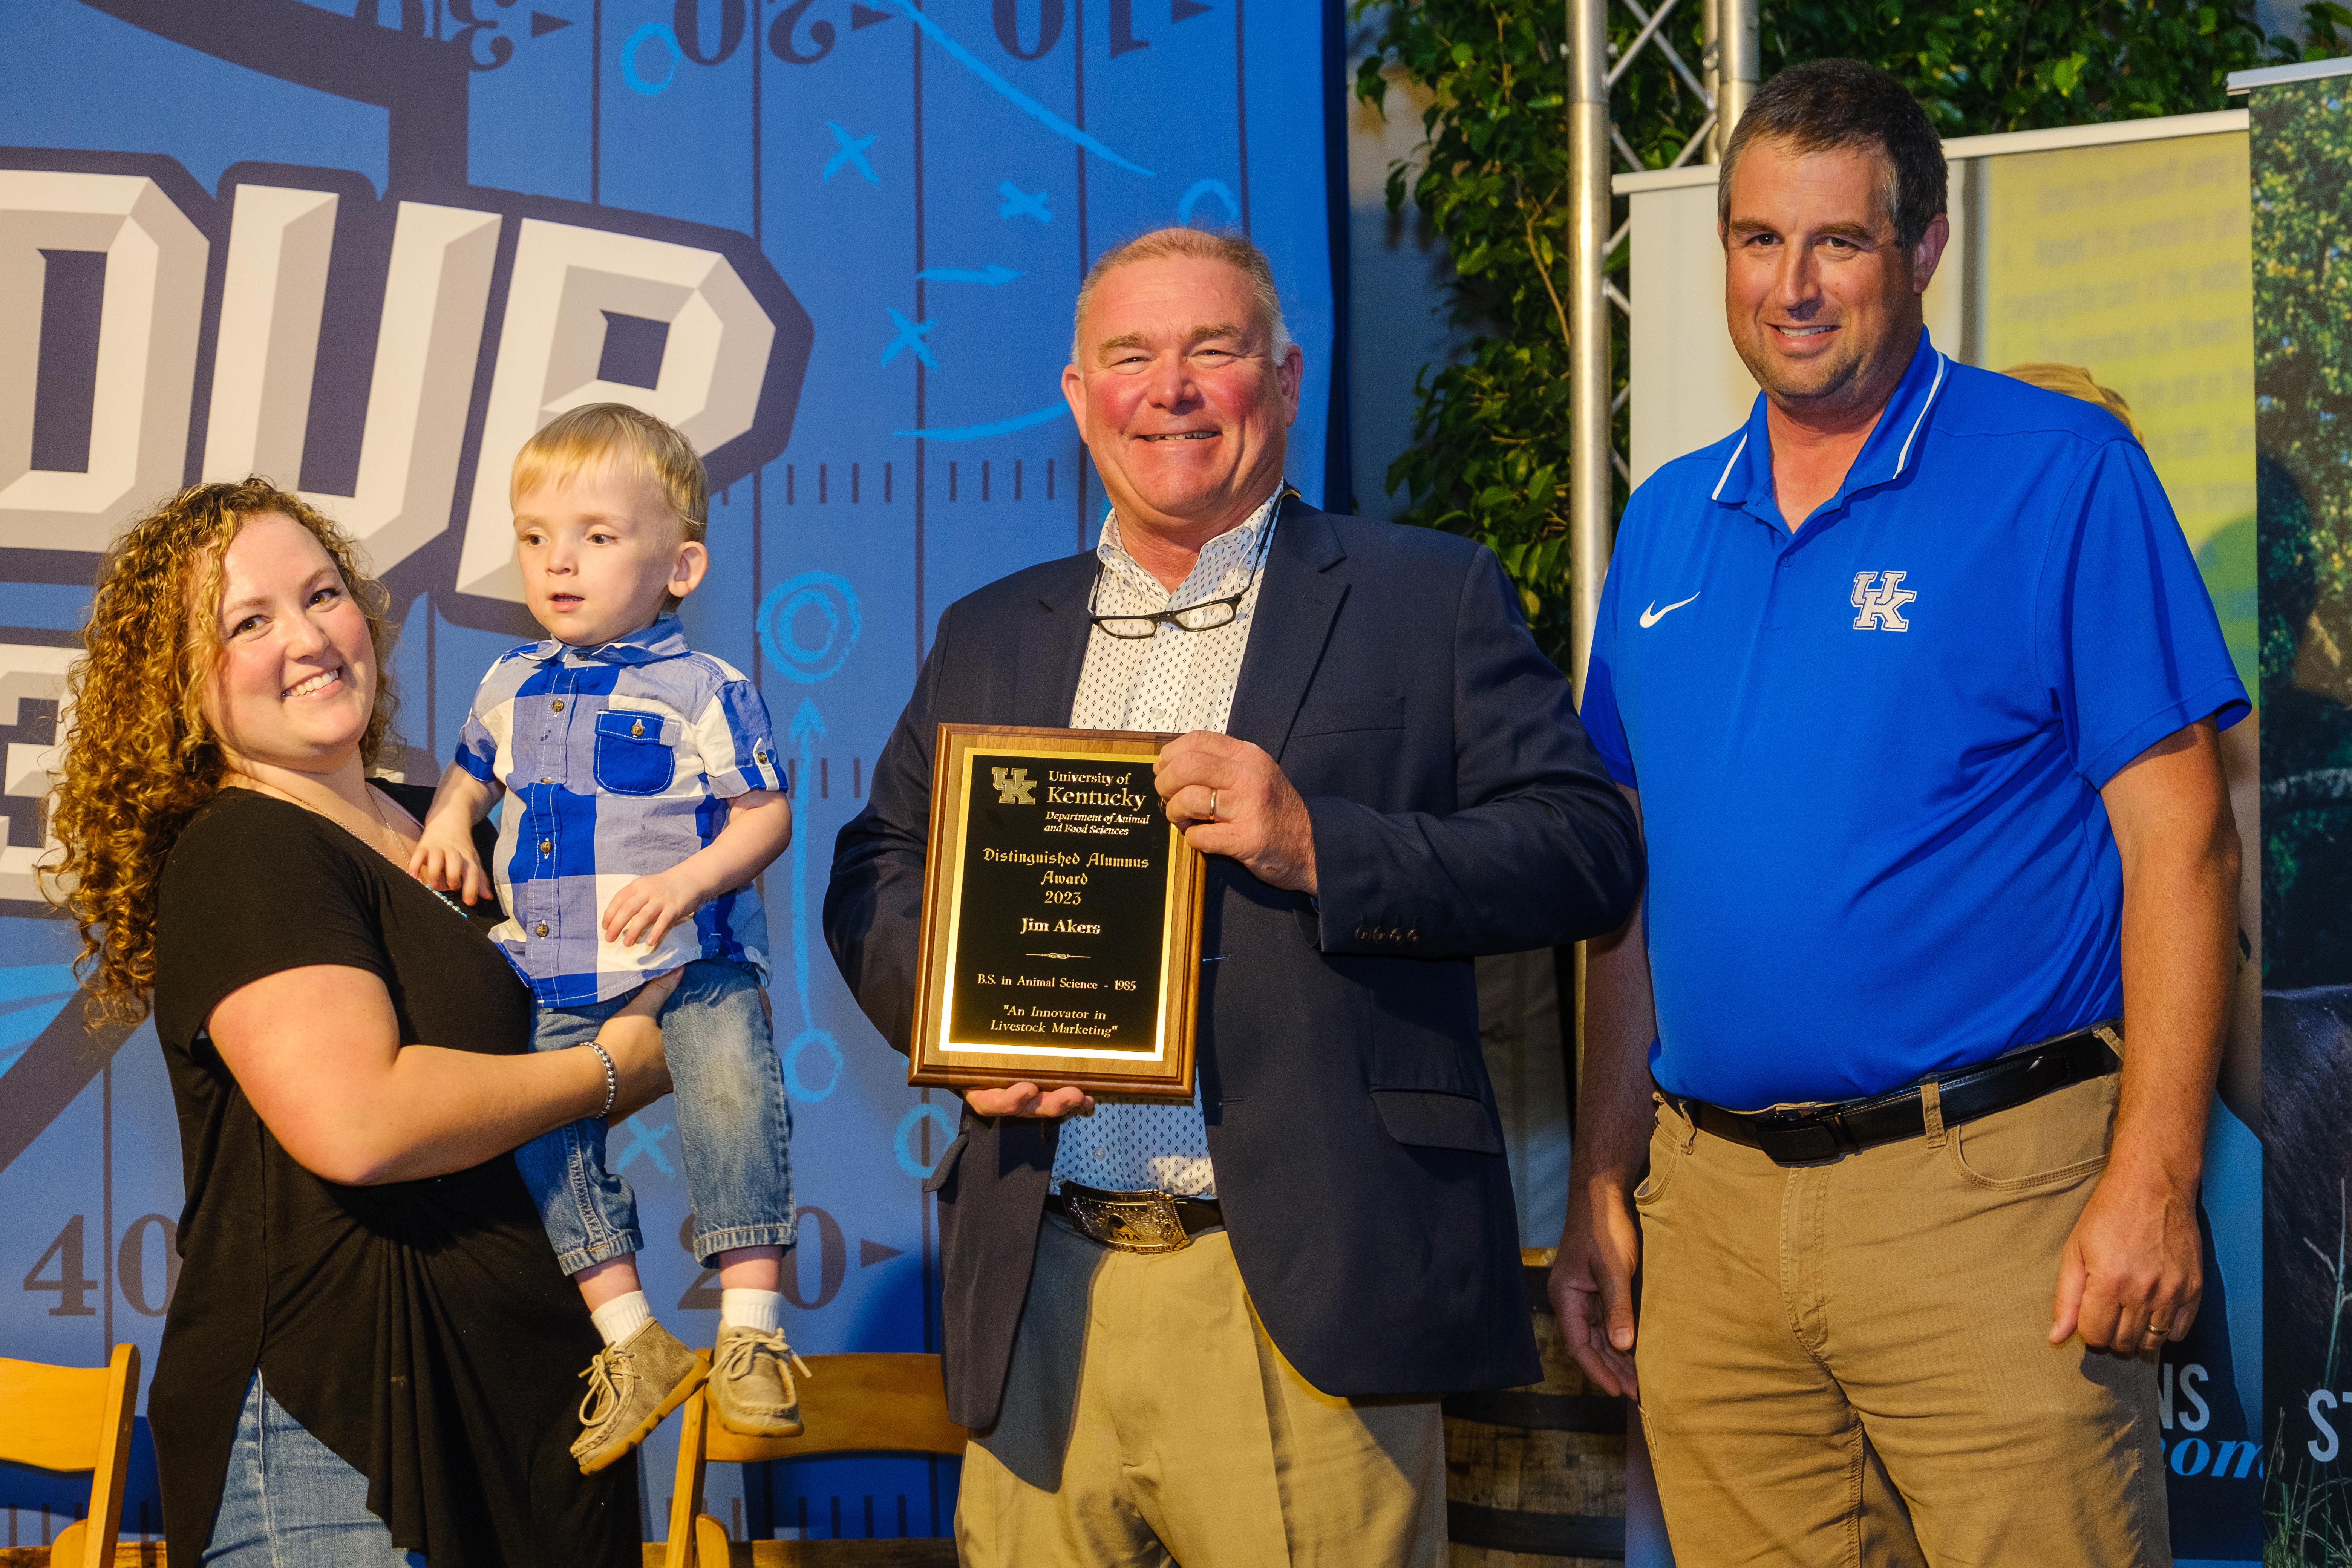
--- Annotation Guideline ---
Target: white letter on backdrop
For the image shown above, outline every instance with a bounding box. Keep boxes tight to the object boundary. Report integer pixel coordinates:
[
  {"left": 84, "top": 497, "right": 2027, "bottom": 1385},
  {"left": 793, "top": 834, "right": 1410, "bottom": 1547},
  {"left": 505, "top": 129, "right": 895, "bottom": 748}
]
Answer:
[
  {"left": 0, "top": 171, "right": 206, "bottom": 551},
  {"left": 456, "top": 218, "right": 774, "bottom": 601},
  {"left": 202, "top": 184, "right": 339, "bottom": 486},
  {"left": 0, "top": 643, "right": 75, "bottom": 905},
  {"left": 204, "top": 192, "right": 501, "bottom": 575}
]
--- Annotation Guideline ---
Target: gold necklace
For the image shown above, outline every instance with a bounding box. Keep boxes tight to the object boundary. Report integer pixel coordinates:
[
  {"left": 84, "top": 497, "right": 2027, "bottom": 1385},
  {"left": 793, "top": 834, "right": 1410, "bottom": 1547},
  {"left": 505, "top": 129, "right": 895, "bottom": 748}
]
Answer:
[
  {"left": 225, "top": 773, "right": 471, "bottom": 918},
  {"left": 232, "top": 773, "right": 412, "bottom": 862}
]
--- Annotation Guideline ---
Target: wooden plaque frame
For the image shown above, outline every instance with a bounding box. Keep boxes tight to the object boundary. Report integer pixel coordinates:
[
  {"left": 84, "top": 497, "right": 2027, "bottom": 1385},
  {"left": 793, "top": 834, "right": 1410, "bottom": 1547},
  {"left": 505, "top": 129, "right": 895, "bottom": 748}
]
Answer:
[{"left": 907, "top": 723, "right": 1203, "bottom": 1101}]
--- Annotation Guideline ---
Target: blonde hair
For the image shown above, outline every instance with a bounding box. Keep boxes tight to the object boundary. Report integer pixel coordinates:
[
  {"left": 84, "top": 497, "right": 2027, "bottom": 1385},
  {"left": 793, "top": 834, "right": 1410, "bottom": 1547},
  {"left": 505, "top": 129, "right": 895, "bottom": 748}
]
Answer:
[
  {"left": 47, "top": 479, "right": 400, "bottom": 1024},
  {"left": 1999, "top": 363, "right": 2142, "bottom": 442},
  {"left": 1070, "top": 227, "right": 1294, "bottom": 368},
  {"left": 512, "top": 403, "right": 710, "bottom": 546}
]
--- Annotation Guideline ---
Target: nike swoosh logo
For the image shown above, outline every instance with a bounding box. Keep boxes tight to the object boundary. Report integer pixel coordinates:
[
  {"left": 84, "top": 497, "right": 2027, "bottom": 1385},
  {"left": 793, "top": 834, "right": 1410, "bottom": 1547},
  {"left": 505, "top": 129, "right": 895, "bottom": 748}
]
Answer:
[{"left": 1639, "top": 593, "right": 1700, "bottom": 628}]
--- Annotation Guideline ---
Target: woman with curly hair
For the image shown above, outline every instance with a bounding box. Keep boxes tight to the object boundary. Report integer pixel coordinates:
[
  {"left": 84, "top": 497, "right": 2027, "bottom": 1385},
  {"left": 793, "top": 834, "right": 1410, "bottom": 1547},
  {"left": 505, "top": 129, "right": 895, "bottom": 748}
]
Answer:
[{"left": 49, "top": 478, "right": 674, "bottom": 1567}]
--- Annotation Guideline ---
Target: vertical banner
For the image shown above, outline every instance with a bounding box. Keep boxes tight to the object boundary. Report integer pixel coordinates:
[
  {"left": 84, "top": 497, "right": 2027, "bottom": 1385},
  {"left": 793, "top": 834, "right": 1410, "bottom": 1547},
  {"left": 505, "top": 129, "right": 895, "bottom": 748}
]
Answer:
[
  {"left": 1972, "top": 130, "right": 2264, "bottom": 1566},
  {"left": 2253, "top": 59, "right": 2352, "bottom": 1568},
  {"left": 0, "top": 0, "right": 1338, "bottom": 1545}
]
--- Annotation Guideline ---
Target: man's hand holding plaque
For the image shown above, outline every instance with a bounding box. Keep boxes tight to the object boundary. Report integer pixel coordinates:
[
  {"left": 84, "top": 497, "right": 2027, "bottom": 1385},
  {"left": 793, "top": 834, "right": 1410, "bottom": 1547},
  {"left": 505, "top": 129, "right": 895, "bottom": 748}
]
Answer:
[
  {"left": 1153, "top": 730, "right": 1319, "bottom": 896},
  {"left": 963, "top": 1082, "right": 1099, "bottom": 1118},
  {"left": 959, "top": 734, "right": 1316, "bottom": 1118}
]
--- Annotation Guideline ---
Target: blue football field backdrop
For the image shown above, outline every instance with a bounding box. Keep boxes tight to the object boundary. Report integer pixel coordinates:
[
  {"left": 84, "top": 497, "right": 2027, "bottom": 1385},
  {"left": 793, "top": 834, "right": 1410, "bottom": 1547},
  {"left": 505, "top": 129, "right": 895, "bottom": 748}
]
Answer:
[{"left": 0, "top": 0, "right": 1342, "bottom": 1541}]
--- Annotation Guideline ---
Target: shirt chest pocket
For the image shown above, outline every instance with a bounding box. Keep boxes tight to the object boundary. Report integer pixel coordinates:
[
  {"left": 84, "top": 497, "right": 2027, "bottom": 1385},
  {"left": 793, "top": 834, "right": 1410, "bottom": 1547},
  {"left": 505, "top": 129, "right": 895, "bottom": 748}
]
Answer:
[{"left": 593, "top": 710, "right": 678, "bottom": 795}]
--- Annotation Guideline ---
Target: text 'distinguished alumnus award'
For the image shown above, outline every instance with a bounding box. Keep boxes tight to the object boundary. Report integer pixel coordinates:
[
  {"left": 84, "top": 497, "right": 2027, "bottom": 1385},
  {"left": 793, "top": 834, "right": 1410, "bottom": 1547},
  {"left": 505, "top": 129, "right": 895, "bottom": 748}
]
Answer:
[{"left": 908, "top": 724, "right": 1202, "bottom": 1099}]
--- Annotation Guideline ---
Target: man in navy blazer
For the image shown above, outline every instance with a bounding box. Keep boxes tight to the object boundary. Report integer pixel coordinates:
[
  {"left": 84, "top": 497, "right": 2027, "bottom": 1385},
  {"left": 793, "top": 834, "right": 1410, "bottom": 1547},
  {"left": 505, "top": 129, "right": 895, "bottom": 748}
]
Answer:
[{"left": 824, "top": 228, "right": 1640, "bottom": 1565}]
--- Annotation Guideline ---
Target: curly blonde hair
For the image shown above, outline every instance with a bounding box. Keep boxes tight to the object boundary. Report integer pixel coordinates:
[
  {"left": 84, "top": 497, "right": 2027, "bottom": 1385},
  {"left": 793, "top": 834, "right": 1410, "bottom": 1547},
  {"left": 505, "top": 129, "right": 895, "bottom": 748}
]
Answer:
[{"left": 47, "top": 479, "right": 400, "bottom": 1024}]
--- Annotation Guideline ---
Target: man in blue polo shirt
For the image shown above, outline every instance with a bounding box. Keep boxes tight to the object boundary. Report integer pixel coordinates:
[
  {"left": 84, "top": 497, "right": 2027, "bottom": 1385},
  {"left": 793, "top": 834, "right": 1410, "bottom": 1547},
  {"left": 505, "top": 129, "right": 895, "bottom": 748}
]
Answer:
[{"left": 1551, "top": 59, "right": 2245, "bottom": 1565}]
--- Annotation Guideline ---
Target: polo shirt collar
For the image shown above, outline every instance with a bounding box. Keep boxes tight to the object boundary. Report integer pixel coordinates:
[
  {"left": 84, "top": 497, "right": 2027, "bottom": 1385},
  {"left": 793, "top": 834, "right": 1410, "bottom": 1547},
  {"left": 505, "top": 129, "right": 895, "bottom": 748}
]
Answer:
[
  {"left": 514, "top": 613, "right": 691, "bottom": 665},
  {"left": 1709, "top": 330, "right": 1952, "bottom": 524}
]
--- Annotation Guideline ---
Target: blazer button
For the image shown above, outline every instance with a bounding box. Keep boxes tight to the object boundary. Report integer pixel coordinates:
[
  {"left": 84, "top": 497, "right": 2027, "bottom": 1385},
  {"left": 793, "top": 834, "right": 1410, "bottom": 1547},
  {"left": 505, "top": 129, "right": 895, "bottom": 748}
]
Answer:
[
  {"left": 1408, "top": 931, "right": 1419, "bottom": 942},
  {"left": 552, "top": 698, "right": 565, "bottom": 713},
  {"left": 539, "top": 838, "right": 553, "bottom": 854},
  {"left": 534, "top": 922, "right": 550, "bottom": 937}
]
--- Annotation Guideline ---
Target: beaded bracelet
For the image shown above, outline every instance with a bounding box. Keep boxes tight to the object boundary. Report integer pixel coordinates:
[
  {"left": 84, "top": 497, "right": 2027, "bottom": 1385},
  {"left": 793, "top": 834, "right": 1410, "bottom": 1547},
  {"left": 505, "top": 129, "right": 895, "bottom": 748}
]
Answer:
[{"left": 585, "top": 1038, "right": 619, "bottom": 1120}]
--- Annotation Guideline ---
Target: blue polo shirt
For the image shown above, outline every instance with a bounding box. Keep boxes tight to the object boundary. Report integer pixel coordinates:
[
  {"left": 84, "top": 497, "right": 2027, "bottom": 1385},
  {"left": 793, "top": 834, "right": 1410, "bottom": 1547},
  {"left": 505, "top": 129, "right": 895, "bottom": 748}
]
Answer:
[{"left": 1582, "top": 333, "right": 2246, "bottom": 1107}]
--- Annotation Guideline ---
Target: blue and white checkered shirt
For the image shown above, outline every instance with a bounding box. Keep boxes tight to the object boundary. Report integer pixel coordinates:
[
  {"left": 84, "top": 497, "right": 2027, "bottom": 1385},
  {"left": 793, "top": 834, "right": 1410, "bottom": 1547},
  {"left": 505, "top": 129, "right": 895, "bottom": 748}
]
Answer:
[{"left": 453, "top": 614, "right": 786, "bottom": 1007}]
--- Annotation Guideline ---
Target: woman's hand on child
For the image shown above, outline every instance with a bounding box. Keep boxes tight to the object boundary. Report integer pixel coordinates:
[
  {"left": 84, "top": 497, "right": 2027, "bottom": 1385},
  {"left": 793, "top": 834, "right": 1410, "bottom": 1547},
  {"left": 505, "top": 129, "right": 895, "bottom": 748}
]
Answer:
[
  {"left": 602, "top": 869, "right": 707, "bottom": 948},
  {"left": 599, "top": 968, "right": 683, "bottom": 1118},
  {"left": 407, "top": 827, "right": 490, "bottom": 905}
]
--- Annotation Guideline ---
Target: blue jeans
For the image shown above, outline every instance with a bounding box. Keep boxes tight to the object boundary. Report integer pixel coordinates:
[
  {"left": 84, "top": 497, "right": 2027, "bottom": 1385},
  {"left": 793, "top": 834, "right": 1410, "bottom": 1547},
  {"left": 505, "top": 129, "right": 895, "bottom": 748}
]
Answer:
[
  {"left": 514, "top": 958, "right": 796, "bottom": 1271},
  {"left": 203, "top": 1373, "right": 424, "bottom": 1566}
]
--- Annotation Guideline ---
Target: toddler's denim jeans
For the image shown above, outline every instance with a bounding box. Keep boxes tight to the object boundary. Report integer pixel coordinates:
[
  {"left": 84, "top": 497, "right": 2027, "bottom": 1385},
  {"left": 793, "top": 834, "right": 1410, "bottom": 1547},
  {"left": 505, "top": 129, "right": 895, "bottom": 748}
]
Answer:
[{"left": 513, "top": 957, "right": 796, "bottom": 1271}]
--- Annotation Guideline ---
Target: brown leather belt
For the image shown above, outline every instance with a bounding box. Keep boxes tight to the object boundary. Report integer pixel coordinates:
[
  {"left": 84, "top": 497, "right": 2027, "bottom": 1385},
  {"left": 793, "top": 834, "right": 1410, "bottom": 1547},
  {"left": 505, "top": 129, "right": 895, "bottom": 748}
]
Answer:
[
  {"left": 1664, "top": 1022, "right": 2121, "bottom": 1168},
  {"left": 1049, "top": 1182, "right": 1225, "bottom": 1254}
]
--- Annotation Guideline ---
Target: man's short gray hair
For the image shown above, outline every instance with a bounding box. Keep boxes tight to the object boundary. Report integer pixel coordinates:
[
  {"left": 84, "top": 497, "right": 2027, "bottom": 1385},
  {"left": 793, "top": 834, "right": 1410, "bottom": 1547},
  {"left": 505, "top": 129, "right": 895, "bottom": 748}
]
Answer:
[{"left": 1070, "top": 227, "right": 1295, "bottom": 368}]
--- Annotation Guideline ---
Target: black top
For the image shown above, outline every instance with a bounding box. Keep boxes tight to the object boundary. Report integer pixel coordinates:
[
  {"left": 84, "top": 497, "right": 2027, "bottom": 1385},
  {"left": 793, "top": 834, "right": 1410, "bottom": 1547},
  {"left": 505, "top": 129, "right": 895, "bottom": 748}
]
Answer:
[{"left": 149, "top": 784, "right": 639, "bottom": 1566}]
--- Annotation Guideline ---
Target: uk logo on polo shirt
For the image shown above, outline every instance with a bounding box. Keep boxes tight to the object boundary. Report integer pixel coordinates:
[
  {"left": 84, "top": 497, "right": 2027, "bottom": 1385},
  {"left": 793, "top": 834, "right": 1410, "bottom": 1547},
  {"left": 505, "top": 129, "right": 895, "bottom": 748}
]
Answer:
[{"left": 1850, "top": 571, "right": 1917, "bottom": 630}]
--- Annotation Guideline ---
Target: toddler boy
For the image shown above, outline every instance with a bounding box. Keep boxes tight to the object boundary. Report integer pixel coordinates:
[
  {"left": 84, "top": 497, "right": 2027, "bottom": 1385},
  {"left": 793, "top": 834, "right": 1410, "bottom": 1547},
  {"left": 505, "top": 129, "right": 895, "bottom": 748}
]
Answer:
[{"left": 410, "top": 403, "right": 804, "bottom": 1473}]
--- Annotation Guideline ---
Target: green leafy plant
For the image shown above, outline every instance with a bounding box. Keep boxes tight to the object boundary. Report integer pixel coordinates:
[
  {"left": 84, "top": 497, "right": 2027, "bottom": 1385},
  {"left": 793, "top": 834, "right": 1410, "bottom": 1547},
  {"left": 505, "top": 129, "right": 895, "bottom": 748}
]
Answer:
[
  {"left": 2255, "top": 72, "right": 2352, "bottom": 992},
  {"left": 1356, "top": 0, "right": 2303, "bottom": 665}
]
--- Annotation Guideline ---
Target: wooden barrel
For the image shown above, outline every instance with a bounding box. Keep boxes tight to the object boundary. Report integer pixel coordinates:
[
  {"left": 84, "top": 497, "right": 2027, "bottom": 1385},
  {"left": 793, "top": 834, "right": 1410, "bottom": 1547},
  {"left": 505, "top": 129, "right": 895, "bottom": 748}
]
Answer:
[{"left": 1444, "top": 1248, "right": 1629, "bottom": 1565}]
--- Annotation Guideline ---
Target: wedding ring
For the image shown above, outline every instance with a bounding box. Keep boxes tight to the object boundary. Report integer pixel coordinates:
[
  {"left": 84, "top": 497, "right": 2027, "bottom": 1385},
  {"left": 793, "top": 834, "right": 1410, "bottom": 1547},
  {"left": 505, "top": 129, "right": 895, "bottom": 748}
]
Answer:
[
  {"left": 2145, "top": 1317, "right": 2170, "bottom": 1338},
  {"left": 1208, "top": 789, "right": 1220, "bottom": 820}
]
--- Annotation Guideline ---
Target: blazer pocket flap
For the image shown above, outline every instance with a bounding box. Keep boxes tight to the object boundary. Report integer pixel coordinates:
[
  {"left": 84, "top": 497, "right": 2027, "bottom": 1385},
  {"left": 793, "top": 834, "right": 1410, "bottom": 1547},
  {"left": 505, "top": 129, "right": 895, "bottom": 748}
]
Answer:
[
  {"left": 1291, "top": 693, "right": 1404, "bottom": 737},
  {"left": 920, "top": 1131, "right": 970, "bottom": 1193},
  {"left": 1373, "top": 1089, "right": 1503, "bottom": 1154}
]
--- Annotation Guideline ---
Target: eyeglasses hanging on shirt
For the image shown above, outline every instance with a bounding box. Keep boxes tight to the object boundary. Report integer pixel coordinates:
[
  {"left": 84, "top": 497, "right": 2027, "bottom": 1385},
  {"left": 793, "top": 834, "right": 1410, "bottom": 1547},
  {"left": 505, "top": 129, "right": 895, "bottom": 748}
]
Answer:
[{"left": 1085, "top": 488, "right": 1290, "bottom": 640}]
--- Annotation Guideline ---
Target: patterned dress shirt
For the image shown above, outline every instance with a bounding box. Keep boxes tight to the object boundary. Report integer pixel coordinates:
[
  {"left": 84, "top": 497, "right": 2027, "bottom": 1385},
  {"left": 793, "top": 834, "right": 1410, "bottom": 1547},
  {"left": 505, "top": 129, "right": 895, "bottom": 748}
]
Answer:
[
  {"left": 453, "top": 614, "right": 786, "bottom": 1006},
  {"left": 1049, "top": 488, "right": 1283, "bottom": 1198}
]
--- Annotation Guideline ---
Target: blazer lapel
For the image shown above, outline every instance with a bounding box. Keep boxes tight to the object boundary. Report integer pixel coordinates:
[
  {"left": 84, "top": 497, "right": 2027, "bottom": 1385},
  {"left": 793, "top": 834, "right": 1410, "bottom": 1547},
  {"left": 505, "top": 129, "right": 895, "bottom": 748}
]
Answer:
[
  {"left": 1226, "top": 500, "right": 1348, "bottom": 761},
  {"left": 1011, "top": 555, "right": 1096, "bottom": 727}
]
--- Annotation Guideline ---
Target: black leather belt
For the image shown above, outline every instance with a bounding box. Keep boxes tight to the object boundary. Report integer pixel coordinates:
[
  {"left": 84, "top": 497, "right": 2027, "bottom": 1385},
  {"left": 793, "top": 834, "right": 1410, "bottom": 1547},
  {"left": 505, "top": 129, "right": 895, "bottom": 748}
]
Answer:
[
  {"left": 1666, "top": 1023, "right": 2121, "bottom": 1167},
  {"left": 1049, "top": 1182, "right": 1224, "bottom": 1254}
]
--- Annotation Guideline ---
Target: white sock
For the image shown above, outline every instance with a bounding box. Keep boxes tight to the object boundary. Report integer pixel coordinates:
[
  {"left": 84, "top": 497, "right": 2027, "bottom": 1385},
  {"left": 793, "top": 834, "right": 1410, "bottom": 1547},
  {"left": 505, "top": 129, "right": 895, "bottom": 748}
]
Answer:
[
  {"left": 588, "top": 1290, "right": 654, "bottom": 1346},
  {"left": 720, "top": 1288, "right": 782, "bottom": 1334}
]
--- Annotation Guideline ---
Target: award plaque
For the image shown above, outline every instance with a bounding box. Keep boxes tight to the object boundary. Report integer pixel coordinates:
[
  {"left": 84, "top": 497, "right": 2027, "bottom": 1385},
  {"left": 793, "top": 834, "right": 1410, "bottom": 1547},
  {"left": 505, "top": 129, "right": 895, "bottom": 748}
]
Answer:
[{"left": 908, "top": 723, "right": 1204, "bottom": 1100}]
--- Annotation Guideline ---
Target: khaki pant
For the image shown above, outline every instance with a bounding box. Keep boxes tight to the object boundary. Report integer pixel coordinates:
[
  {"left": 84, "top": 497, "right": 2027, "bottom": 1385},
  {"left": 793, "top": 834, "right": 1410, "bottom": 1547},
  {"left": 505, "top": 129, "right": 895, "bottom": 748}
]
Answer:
[
  {"left": 1634, "top": 1072, "right": 2170, "bottom": 1568},
  {"left": 956, "top": 1213, "right": 1446, "bottom": 1568}
]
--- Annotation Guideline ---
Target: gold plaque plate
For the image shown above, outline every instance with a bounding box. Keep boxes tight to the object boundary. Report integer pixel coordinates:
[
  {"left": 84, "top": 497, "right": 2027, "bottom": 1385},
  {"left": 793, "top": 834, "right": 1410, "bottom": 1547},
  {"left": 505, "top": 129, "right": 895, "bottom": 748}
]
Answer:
[{"left": 908, "top": 723, "right": 1203, "bottom": 1101}]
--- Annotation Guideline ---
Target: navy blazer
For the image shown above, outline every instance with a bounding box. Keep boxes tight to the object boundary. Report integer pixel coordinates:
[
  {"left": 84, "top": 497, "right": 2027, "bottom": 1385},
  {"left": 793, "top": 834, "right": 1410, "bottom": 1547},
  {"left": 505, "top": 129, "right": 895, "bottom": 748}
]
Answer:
[{"left": 824, "top": 501, "right": 1642, "bottom": 1428}]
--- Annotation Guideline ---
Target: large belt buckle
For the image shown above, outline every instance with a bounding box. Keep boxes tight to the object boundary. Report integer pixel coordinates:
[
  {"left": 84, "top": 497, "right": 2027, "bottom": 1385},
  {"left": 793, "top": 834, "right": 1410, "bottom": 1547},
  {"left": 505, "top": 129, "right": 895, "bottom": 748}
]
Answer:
[
  {"left": 1058, "top": 1182, "right": 1193, "bottom": 1254},
  {"left": 1750, "top": 1108, "right": 1852, "bottom": 1167}
]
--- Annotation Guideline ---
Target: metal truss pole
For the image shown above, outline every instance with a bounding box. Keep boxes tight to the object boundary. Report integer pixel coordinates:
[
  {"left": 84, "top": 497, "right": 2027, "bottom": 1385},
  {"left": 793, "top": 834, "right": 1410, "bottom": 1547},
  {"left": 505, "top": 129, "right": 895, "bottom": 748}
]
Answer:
[
  {"left": 1703, "top": 0, "right": 1721, "bottom": 159},
  {"left": 1717, "top": 0, "right": 1759, "bottom": 154},
  {"left": 1566, "top": 0, "right": 1613, "bottom": 704}
]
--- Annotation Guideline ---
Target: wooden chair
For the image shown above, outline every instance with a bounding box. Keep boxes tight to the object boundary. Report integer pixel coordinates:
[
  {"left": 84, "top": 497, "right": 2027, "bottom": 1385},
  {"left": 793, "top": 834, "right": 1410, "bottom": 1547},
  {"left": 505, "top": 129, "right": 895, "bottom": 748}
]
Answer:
[
  {"left": 0, "top": 1344, "right": 140, "bottom": 1568},
  {"left": 659, "top": 1352, "right": 966, "bottom": 1568}
]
